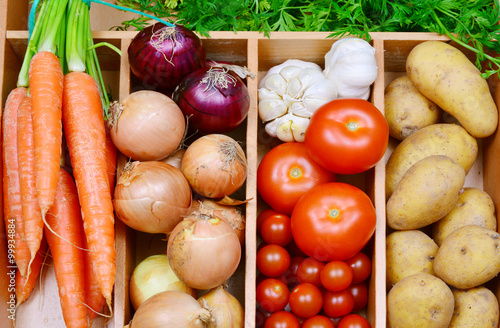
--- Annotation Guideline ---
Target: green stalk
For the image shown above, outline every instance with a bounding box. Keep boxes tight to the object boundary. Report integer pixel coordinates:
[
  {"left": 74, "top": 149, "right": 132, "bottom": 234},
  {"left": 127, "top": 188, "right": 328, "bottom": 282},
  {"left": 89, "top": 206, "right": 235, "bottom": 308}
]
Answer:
[
  {"left": 38, "top": 0, "right": 70, "bottom": 53},
  {"left": 66, "top": 0, "right": 87, "bottom": 72}
]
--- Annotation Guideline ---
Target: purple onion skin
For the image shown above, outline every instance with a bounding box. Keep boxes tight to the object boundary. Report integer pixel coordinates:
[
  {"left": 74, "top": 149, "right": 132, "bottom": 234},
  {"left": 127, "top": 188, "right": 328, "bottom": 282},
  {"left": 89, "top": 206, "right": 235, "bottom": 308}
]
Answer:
[
  {"left": 128, "top": 23, "right": 207, "bottom": 92},
  {"left": 172, "top": 66, "right": 250, "bottom": 134}
]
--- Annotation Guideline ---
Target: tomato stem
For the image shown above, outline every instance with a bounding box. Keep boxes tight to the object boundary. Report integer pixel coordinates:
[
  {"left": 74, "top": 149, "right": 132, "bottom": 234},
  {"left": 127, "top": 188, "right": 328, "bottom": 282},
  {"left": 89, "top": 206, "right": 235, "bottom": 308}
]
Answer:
[
  {"left": 289, "top": 167, "right": 302, "bottom": 178},
  {"left": 346, "top": 121, "right": 358, "bottom": 132},
  {"left": 329, "top": 209, "right": 340, "bottom": 219}
]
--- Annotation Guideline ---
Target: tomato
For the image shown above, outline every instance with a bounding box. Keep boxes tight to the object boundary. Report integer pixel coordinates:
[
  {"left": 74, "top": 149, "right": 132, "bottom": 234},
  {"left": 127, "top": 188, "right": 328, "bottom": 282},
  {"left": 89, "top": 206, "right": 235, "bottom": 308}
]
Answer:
[
  {"left": 302, "top": 315, "right": 336, "bottom": 328},
  {"left": 347, "top": 283, "right": 368, "bottom": 312},
  {"left": 264, "top": 311, "right": 301, "bottom": 328},
  {"left": 258, "top": 209, "right": 280, "bottom": 232},
  {"left": 337, "top": 314, "right": 371, "bottom": 328},
  {"left": 256, "top": 278, "right": 290, "bottom": 313},
  {"left": 344, "top": 252, "right": 372, "bottom": 284},
  {"left": 288, "top": 283, "right": 323, "bottom": 318},
  {"left": 257, "top": 244, "right": 291, "bottom": 278},
  {"left": 257, "top": 142, "right": 337, "bottom": 215},
  {"left": 284, "top": 256, "right": 305, "bottom": 289},
  {"left": 291, "top": 182, "right": 376, "bottom": 261},
  {"left": 304, "top": 98, "right": 389, "bottom": 175},
  {"left": 323, "top": 289, "right": 355, "bottom": 318},
  {"left": 260, "top": 214, "right": 293, "bottom": 246},
  {"left": 296, "top": 257, "right": 325, "bottom": 288},
  {"left": 320, "top": 261, "right": 353, "bottom": 291}
]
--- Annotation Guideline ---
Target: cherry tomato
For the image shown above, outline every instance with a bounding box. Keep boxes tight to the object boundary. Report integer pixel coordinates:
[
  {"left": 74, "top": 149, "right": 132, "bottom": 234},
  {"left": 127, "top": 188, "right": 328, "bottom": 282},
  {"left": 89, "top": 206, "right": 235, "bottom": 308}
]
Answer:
[
  {"left": 304, "top": 98, "right": 389, "bottom": 175},
  {"left": 264, "top": 311, "right": 301, "bottom": 328},
  {"left": 291, "top": 182, "right": 376, "bottom": 261},
  {"left": 288, "top": 283, "right": 323, "bottom": 318},
  {"left": 256, "top": 278, "right": 290, "bottom": 313},
  {"left": 344, "top": 252, "right": 372, "bottom": 284},
  {"left": 257, "top": 142, "right": 337, "bottom": 215},
  {"left": 257, "top": 244, "right": 291, "bottom": 278},
  {"left": 337, "top": 314, "right": 371, "bottom": 328},
  {"left": 302, "top": 315, "right": 336, "bottom": 328},
  {"left": 260, "top": 214, "right": 293, "bottom": 246},
  {"left": 347, "top": 283, "right": 368, "bottom": 312},
  {"left": 323, "top": 289, "right": 355, "bottom": 318},
  {"left": 297, "top": 257, "right": 325, "bottom": 288},
  {"left": 284, "top": 256, "right": 305, "bottom": 289},
  {"left": 320, "top": 261, "right": 353, "bottom": 291},
  {"left": 258, "top": 209, "right": 280, "bottom": 232}
]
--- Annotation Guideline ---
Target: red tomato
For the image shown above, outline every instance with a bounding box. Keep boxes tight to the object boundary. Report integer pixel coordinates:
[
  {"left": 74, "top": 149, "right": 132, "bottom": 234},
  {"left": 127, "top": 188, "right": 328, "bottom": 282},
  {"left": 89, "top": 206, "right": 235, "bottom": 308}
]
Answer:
[
  {"left": 320, "top": 261, "right": 353, "bottom": 291},
  {"left": 304, "top": 98, "right": 389, "bottom": 175},
  {"left": 344, "top": 252, "right": 372, "bottom": 284},
  {"left": 256, "top": 278, "right": 290, "bottom": 313},
  {"left": 258, "top": 209, "right": 280, "bottom": 232},
  {"left": 257, "top": 142, "right": 337, "bottom": 215},
  {"left": 257, "top": 244, "right": 291, "bottom": 278},
  {"left": 288, "top": 283, "right": 323, "bottom": 318},
  {"left": 284, "top": 256, "right": 305, "bottom": 289},
  {"left": 264, "top": 311, "right": 301, "bottom": 328},
  {"left": 296, "top": 257, "right": 325, "bottom": 288},
  {"left": 260, "top": 214, "right": 293, "bottom": 246},
  {"left": 337, "top": 314, "right": 371, "bottom": 328},
  {"left": 291, "top": 182, "right": 376, "bottom": 261},
  {"left": 302, "top": 315, "right": 336, "bottom": 328},
  {"left": 323, "top": 289, "right": 355, "bottom": 318},
  {"left": 347, "top": 283, "right": 368, "bottom": 312}
]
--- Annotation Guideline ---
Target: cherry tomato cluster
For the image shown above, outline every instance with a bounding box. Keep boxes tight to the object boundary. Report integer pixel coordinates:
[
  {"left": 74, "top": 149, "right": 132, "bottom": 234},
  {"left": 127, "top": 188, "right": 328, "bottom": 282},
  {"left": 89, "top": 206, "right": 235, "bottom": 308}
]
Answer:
[{"left": 256, "top": 210, "right": 372, "bottom": 328}]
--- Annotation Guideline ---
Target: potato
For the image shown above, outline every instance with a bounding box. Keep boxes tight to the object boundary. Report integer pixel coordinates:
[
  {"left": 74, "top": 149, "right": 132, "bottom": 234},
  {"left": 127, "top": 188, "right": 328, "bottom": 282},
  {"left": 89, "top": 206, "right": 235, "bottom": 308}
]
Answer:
[
  {"left": 434, "top": 225, "right": 500, "bottom": 289},
  {"left": 385, "top": 75, "right": 441, "bottom": 140},
  {"left": 449, "top": 286, "right": 499, "bottom": 328},
  {"left": 385, "top": 123, "right": 477, "bottom": 199},
  {"left": 387, "top": 272, "right": 454, "bottom": 328},
  {"left": 406, "top": 40, "right": 498, "bottom": 139},
  {"left": 386, "top": 230, "right": 439, "bottom": 287},
  {"left": 387, "top": 155, "right": 465, "bottom": 230},
  {"left": 432, "top": 187, "right": 497, "bottom": 246}
]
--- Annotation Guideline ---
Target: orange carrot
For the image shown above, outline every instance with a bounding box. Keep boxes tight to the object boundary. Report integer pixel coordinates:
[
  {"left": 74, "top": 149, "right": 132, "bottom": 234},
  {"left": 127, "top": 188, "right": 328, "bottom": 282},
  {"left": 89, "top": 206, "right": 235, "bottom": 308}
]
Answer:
[
  {"left": 17, "top": 95, "right": 44, "bottom": 276},
  {"left": 15, "top": 238, "right": 48, "bottom": 306},
  {"left": 83, "top": 236, "right": 106, "bottom": 322},
  {"left": 44, "top": 168, "right": 88, "bottom": 328},
  {"left": 62, "top": 71, "right": 115, "bottom": 311},
  {"left": 28, "top": 51, "right": 64, "bottom": 217},
  {"left": 2, "top": 87, "right": 30, "bottom": 276}
]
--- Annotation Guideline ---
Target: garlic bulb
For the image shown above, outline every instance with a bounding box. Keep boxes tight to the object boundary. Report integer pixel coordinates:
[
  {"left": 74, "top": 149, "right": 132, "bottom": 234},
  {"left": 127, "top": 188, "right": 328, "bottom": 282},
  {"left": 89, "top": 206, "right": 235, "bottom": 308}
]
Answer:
[
  {"left": 258, "top": 59, "right": 337, "bottom": 142},
  {"left": 324, "top": 38, "right": 378, "bottom": 100}
]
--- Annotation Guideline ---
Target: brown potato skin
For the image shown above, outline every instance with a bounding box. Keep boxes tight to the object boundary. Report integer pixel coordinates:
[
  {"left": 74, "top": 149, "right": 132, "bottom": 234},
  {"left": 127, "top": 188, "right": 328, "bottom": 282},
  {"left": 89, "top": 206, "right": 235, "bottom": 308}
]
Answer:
[
  {"left": 449, "top": 287, "right": 499, "bottom": 328},
  {"left": 386, "top": 230, "right": 439, "bottom": 287},
  {"left": 434, "top": 225, "right": 500, "bottom": 289},
  {"left": 387, "top": 272, "right": 454, "bottom": 328},
  {"left": 385, "top": 75, "right": 441, "bottom": 140},
  {"left": 385, "top": 123, "right": 477, "bottom": 199},
  {"left": 406, "top": 40, "right": 498, "bottom": 139}
]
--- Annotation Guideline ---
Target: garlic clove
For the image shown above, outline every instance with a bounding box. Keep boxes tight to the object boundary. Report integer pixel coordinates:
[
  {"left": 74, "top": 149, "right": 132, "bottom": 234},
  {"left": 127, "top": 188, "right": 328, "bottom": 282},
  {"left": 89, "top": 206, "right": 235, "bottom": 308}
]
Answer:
[
  {"left": 289, "top": 101, "right": 314, "bottom": 118},
  {"left": 258, "top": 99, "right": 288, "bottom": 122},
  {"left": 302, "top": 97, "right": 330, "bottom": 114},
  {"left": 299, "top": 68, "right": 325, "bottom": 90},
  {"left": 290, "top": 115, "right": 310, "bottom": 142},
  {"left": 265, "top": 113, "right": 310, "bottom": 143},
  {"left": 303, "top": 78, "right": 338, "bottom": 101},
  {"left": 258, "top": 87, "right": 281, "bottom": 100},
  {"left": 276, "top": 119, "right": 295, "bottom": 142},
  {"left": 286, "top": 77, "right": 303, "bottom": 98},
  {"left": 259, "top": 59, "right": 322, "bottom": 88},
  {"left": 280, "top": 66, "right": 305, "bottom": 83},
  {"left": 263, "top": 73, "right": 287, "bottom": 95}
]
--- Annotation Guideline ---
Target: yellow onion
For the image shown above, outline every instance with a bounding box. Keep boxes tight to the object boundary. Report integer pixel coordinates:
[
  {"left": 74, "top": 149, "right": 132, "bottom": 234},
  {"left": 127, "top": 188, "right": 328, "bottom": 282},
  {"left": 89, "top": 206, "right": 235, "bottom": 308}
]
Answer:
[
  {"left": 182, "top": 134, "right": 247, "bottom": 198},
  {"left": 191, "top": 197, "right": 245, "bottom": 245},
  {"left": 167, "top": 212, "right": 241, "bottom": 290},
  {"left": 161, "top": 148, "right": 186, "bottom": 171},
  {"left": 130, "top": 254, "right": 197, "bottom": 310},
  {"left": 114, "top": 161, "right": 192, "bottom": 234},
  {"left": 109, "top": 90, "right": 185, "bottom": 161},
  {"left": 198, "top": 285, "right": 244, "bottom": 328},
  {"left": 128, "top": 290, "right": 210, "bottom": 328}
]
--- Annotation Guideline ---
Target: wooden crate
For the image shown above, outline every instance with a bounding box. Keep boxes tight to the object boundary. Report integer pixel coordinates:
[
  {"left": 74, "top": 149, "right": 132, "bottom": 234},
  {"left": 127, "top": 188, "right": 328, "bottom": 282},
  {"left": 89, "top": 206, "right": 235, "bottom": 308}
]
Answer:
[{"left": 1, "top": 1, "right": 500, "bottom": 327}]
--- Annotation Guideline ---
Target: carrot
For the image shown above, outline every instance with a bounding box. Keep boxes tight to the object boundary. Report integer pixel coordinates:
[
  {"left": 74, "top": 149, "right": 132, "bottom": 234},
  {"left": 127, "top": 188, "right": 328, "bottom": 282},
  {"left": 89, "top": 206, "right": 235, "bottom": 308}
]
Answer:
[
  {"left": 2, "top": 87, "right": 30, "bottom": 276},
  {"left": 82, "top": 236, "right": 106, "bottom": 322},
  {"left": 62, "top": 71, "right": 115, "bottom": 311},
  {"left": 15, "top": 238, "right": 48, "bottom": 306},
  {"left": 28, "top": 51, "right": 64, "bottom": 218},
  {"left": 17, "top": 95, "right": 44, "bottom": 278},
  {"left": 44, "top": 168, "right": 88, "bottom": 328}
]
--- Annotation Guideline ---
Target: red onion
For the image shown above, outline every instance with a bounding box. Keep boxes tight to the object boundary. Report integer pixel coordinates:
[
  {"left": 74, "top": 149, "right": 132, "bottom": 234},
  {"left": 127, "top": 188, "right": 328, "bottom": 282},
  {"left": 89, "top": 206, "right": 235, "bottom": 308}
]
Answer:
[
  {"left": 128, "top": 23, "right": 206, "bottom": 92},
  {"left": 172, "top": 66, "right": 251, "bottom": 134}
]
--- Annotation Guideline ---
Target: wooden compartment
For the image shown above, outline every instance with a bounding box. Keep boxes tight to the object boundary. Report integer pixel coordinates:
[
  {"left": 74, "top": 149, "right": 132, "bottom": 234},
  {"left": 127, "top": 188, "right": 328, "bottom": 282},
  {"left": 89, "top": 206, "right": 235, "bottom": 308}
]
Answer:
[{"left": 1, "top": 1, "right": 500, "bottom": 327}]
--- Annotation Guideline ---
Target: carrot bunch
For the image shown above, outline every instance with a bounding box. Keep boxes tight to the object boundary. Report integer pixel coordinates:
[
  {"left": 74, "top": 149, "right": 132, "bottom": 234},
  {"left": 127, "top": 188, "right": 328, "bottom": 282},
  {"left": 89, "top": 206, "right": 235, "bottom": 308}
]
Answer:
[{"left": 2, "top": 0, "right": 118, "bottom": 326}]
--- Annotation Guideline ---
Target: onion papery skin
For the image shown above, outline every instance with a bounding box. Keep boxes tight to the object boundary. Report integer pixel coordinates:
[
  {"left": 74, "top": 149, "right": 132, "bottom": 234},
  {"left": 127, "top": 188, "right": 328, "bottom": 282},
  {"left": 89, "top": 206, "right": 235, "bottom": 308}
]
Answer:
[
  {"left": 109, "top": 90, "right": 186, "bottom": 161},
  {"left": 198, "top": 285, "right": 244, "bottom": 328},
  {"left": 191, "top": 197, "right": 245, "bottom": 245},
  {"left": 130, "top": 254, "right": 197, "bottom": 310},
  {"left": 113, "top": 161, "right": 192, "bottom": 234},
  {"left": 129, "top": 290, "right": 210, "bottom": 328},
  {"left": 167, "top": 213, "right": 242, "bottom": 290},
  {"left": 182, "top": 134, "right": 247, "bottom": 198},
  {"left": 172, "top": 66, "right": 250, "bottom": 134},
  {"left": 128, "top": 23, "right": 206, "bottom": 92}
]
